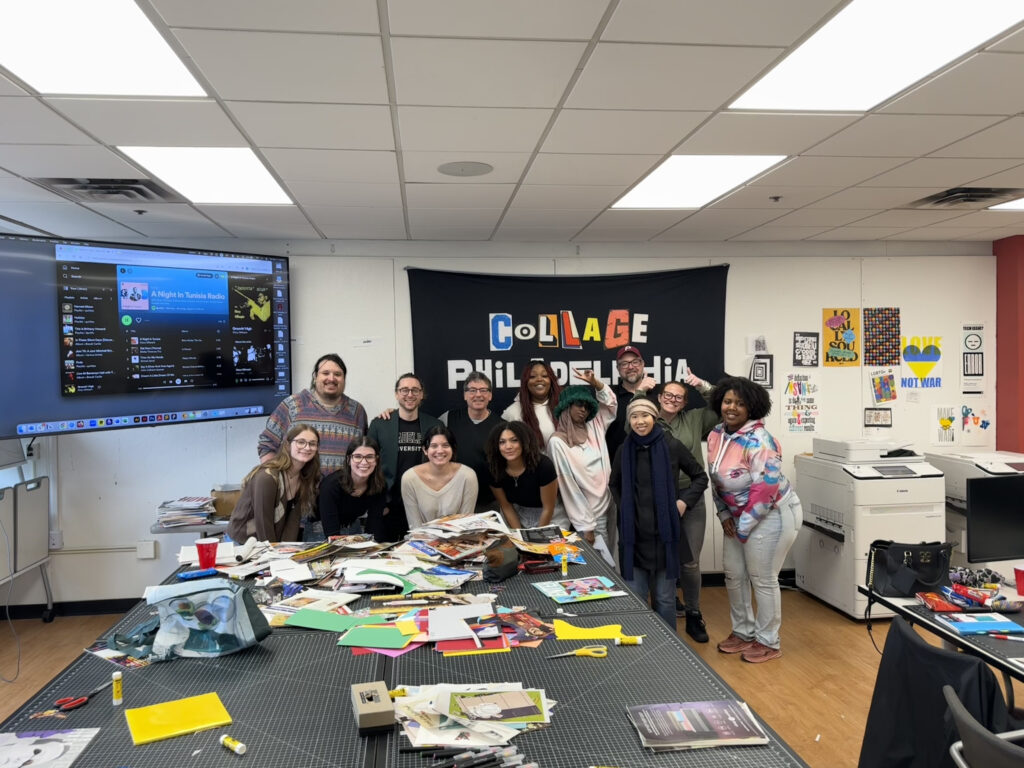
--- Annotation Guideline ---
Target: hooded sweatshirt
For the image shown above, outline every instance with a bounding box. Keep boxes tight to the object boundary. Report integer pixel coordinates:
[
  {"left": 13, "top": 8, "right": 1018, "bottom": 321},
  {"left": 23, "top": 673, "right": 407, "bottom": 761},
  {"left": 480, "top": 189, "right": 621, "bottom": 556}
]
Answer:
[{"left": 706, "top": 419, "right": 793, "bottom": 543}]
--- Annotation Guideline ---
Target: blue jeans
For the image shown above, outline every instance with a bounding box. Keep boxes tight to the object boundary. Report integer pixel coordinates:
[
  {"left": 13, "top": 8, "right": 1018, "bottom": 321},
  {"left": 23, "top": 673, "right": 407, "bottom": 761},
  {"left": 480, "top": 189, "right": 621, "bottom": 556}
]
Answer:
[
  {"left": 722, "top": 492, "right": 801, "bottom": 649},
  {"left": 626, "top": 566, "right": 678, "bottom": 630}
]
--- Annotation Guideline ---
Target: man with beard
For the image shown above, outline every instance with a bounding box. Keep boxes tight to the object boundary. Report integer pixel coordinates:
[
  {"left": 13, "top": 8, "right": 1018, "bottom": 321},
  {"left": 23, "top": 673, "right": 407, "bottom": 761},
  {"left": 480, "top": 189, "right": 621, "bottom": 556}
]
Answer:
[{"left": 605, "top": 346, "right": 657, "bottom": 461}]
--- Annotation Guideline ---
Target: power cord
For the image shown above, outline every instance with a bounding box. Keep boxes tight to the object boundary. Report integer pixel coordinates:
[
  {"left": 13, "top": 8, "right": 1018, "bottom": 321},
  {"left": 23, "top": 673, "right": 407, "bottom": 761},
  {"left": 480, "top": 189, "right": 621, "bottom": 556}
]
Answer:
[{"left": 0, "top": 514, "right": 20, "bottom": 682}]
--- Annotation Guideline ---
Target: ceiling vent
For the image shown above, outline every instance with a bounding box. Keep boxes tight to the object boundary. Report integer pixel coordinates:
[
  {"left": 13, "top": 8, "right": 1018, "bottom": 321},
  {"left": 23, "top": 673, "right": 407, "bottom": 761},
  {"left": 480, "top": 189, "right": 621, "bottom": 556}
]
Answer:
[
  {"left": 30, "top": 177, "right": 186, "bottom": 204},
  {"left": 906, "top": 187, "right": 1024, "bottom": 209}
]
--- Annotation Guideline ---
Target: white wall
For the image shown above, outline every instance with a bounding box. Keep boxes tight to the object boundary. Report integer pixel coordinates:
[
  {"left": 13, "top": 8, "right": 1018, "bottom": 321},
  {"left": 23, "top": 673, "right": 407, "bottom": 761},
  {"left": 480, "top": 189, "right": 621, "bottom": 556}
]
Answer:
[{"left": 3, "top": 239, "right": 995, "bottom": 604}]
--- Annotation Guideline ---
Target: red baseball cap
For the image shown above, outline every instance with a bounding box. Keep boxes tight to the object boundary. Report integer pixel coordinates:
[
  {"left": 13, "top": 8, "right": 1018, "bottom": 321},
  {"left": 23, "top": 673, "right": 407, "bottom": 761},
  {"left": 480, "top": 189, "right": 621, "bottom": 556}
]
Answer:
[{"left": 616, "top": 345, "right": 644, "bottom": 362}]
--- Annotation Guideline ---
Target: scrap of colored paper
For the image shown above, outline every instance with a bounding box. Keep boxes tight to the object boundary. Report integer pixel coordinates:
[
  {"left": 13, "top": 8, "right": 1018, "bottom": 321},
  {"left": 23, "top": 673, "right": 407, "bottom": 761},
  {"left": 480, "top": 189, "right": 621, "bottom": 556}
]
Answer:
[
  {"left": 338, "top": 625, "right": 414, "bottom": 649},
  {"left": 395, "top": 620, "right": 419, "bottom": 636},
  {"left": 553, "top": 619, "right": 631, "bottom": 640},
  {"left": 285, "top": 610, "right": 388, "bottom": 632},
  {"left": 351, "top": 642, "right": 425, "bottom": 658}
]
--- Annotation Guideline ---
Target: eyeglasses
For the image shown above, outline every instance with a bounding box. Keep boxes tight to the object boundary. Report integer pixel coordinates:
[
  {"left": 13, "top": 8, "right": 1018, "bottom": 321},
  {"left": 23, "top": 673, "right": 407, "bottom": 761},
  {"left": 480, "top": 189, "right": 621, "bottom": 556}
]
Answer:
[
  {"left": 660, "top": 393, "right": 686, "bottom": 403},
  {"left": 350, "top": 454, "right": 377, "bottom": 464},
  {"left": 465, "top": 387, "right": 491, "bottom": 394},
  {"left": 292, "top": 438, "right": 319, "bottom": 449},
  {"left": 397, "top": 387, "right": 422, "bottom": 396},
  {"left": 617, "top": 359, "right": 643, "bottom": 369}
]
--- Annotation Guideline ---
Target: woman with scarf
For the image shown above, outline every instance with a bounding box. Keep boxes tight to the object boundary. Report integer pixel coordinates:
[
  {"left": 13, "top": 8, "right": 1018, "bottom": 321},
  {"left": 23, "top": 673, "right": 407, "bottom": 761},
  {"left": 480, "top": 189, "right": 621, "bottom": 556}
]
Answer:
[
  {"left": 547, "top": 369, "right": 617, "bottom": 562},
  {"left": 611, "top": 398, "right": 708, "bottom": 629}
]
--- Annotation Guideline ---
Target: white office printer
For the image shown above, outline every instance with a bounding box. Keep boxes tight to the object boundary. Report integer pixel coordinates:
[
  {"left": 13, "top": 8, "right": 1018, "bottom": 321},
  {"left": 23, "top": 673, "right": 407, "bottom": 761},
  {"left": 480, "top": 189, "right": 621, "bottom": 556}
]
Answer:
[
  {"left": 923, "top": 450, "right": 1024, "bottom": 569},
  {"left": 794, "top": 438, "right": 945, "bottom": 619}
]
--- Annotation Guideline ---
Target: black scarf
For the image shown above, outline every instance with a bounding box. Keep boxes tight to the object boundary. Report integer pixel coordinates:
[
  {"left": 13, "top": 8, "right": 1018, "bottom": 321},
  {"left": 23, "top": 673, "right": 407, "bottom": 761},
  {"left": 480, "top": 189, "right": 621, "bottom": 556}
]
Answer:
[{"left": 619, "top": 423, "right": 680, "bottom": 581}]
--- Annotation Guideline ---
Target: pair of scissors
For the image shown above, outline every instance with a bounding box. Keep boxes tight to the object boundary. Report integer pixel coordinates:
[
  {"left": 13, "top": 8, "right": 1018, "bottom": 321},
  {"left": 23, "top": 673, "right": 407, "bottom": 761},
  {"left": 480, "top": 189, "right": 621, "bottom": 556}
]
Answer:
[
  {"left": 546, "top": 644, "right": 607, "bottom": 659},
  {"left": 54, "top": 679, "right": 113, "bottom": 711}
]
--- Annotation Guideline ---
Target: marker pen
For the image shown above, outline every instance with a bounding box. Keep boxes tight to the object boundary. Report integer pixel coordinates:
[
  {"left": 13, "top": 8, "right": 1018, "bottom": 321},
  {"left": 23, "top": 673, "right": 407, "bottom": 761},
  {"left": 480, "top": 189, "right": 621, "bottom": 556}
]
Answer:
[{"left": 991, "top": 633, "right": 1024, "bottom": 642}]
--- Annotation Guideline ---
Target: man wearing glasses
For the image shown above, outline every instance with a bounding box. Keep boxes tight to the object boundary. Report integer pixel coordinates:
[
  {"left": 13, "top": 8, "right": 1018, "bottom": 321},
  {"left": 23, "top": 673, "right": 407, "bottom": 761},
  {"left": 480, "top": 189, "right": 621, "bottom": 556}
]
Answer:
[
  {"left": 368, "top": 373, "right": 441, "bottom": 539},
  {"left": 440, "top": 372, "right": 503, "bottom": 513},
  {"left": 605, "top": 346, "right": 658, "bottom": 462}
]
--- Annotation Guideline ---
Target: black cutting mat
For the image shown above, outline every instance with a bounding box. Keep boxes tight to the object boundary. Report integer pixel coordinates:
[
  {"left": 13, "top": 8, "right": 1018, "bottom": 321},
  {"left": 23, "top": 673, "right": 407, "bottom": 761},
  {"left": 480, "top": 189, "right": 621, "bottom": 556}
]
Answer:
[
  {"left": 903, "top": 603, "right": 1024, "bottom": 670},
  {"left": 386, "top": 611, "right": 809, "bottom": 768},
  {"left": 3, "top": 631, "right": 384, "bottom": 768}
]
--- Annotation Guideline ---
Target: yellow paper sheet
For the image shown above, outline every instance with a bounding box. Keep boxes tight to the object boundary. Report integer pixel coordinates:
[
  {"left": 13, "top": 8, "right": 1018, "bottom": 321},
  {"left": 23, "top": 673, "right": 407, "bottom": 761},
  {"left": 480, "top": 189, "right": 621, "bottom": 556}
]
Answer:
[
  {"left": 124, "top": 692, "right": 231, "bottom": 745},
  {"left": 553, "top": 619, "right": 628, "bottom": 640},
  {"left": 396, "top": 620, "right": 419, "bottom": 635}
]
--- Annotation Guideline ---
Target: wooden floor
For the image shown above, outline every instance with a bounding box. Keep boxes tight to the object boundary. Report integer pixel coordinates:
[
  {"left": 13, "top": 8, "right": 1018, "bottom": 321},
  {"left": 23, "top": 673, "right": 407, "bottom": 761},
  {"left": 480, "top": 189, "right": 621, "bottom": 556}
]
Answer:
[{"left": 1, "top": 588, "right": 1021, "bottom": 767}]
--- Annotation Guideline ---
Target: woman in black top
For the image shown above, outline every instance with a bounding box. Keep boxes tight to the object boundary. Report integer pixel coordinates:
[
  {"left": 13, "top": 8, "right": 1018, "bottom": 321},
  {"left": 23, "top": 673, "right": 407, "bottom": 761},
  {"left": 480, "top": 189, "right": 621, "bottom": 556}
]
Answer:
[
  {"left": 319, "top": 438, "right": 389, "bottom": 540},
  {"left": 486, "top": 421, "right": 568, "bottom": 530}
]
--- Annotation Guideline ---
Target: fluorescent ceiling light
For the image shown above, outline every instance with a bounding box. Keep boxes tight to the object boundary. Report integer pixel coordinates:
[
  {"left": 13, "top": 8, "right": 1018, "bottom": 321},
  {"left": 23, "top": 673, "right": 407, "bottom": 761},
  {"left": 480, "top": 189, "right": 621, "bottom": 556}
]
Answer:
[
  {"left": 0, "top": 0, "right": 204, "bottom": 96},
  {"left": 612, "top": 155, "right": 786, "bottom": 209},
  {"left": 119, "top": 147, "right": 292, "bottom": 205},
  {"left": 989, "top": 198, "right": 1024, "bottom": 211},
  {"left": 731, "top": 0, "right": 1024, "bottom": 111}
]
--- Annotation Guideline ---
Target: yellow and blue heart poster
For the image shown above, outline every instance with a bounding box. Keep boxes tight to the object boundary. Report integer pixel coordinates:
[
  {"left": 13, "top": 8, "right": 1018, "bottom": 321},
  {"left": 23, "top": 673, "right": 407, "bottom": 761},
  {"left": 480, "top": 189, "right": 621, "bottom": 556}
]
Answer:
[
  {"left": 822, "top": 308, "right": 860, "bottom": 366},
  {"left": 901, "top": 334, "right": 943, "bottom": 389}
]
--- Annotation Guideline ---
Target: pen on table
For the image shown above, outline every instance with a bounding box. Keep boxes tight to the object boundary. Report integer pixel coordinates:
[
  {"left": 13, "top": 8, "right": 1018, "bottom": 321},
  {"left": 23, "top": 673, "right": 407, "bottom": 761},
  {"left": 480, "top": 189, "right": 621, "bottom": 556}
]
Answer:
[{"left": 990, "top": 633, "right": 1024, "bottom": 642}]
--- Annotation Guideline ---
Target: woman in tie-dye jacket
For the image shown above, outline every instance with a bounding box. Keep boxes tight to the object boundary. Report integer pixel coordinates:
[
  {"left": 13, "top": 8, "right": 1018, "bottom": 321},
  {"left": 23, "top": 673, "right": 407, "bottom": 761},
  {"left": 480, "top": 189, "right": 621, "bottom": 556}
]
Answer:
[{"left": 705, "top": 376, "right": 802, "bottom": 664}]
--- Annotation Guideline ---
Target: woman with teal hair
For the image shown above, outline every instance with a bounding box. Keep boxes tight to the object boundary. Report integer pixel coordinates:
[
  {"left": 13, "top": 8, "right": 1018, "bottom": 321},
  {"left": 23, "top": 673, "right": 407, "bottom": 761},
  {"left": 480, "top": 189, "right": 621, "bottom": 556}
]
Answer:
[{"left": 547, "top": 368, "right": 617, "bottom": 564}]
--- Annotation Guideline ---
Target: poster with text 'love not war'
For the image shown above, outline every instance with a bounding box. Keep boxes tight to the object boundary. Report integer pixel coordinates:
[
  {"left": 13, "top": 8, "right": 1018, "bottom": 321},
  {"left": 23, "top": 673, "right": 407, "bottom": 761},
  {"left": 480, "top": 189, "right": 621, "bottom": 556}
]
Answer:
[{"left": 901, "top": 334, "right": 943, "bottom": 390}]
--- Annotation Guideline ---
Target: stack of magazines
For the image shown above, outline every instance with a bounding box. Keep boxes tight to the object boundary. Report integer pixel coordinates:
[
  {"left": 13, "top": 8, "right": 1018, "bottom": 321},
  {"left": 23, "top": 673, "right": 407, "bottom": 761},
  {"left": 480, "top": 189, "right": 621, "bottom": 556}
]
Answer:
[
  {"left": 627, "top": 700, "right": 769, "bottom": 752},
  {"left": 156, "top": 496, "right": 215, "bottom": 527}
]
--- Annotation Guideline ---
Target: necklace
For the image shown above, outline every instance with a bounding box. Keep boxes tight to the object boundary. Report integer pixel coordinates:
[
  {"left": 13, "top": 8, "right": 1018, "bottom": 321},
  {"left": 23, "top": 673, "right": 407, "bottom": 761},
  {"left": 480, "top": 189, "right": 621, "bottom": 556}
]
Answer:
[{"left": 507, "top": 464, "right": 525, "bottom": 487}]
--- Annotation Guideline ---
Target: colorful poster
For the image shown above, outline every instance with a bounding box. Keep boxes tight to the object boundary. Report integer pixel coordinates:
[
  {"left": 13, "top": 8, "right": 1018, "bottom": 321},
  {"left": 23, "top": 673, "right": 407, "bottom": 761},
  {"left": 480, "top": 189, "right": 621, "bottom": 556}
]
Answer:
[
  {"left": 862, "top": 307, "right": 901, "bottom": 366},
  {"left": 931, "top": 405, "right": 958, "bottom": 446},
  {"left": 961, "top": 322, "right": 986, "bottom": 395},
  {"left": 822, "top": 308, "right": 860, "bottom": 366},
  {"left": 784, "top": 373, "right": 819, "bottom": 432},
  {"left": 960, "top": 403, "right": 992, "bottom": 447},
  {"left": 901, "top": 334, "right": 943, "bottom": 389},
  {"left": 792, "top": 332, "right": 819, "bottom": 367},
  {"left": 869, "top": 367, "right": 897, "bottom": 404}
]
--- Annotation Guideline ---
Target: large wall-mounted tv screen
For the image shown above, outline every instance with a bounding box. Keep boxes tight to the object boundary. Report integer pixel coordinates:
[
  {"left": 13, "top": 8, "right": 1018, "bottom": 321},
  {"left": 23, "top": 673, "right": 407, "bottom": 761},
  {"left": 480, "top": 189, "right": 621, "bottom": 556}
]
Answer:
[{"left": 0, "top": 235, "right": 292, "bottom": 439}]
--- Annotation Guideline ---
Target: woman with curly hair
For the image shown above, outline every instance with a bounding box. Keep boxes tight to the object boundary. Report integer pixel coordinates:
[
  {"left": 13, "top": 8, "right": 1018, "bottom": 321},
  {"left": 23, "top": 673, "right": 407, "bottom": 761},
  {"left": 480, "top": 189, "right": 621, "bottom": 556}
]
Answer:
[
  {"left": 501, "top": 360, "right": 562, "bottom": 450},
  {"left": 486, "top": 420, "right": 567, "bottom": 530},
  {"left": 706, "top": 376, "right": 802, "bottom": 664}
]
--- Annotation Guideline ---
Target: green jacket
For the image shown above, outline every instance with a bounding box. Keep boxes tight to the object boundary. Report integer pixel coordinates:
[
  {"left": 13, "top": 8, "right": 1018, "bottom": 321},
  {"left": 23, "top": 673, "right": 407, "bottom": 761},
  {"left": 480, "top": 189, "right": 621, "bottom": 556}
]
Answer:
[{"left": 658, "top": 381, "right": 719, "bottom": 488}]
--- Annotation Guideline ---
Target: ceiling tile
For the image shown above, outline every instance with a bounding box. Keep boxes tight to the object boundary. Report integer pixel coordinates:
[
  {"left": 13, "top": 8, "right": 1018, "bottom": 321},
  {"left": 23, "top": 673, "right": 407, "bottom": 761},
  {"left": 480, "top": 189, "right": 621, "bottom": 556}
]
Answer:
[
  {"left": 199, "top": 205, "right": 321, "bottom": 238},
  {"left": 0, "top": 218, "right": 47, "bottom": 235},
  {"left": 405, "top": 184, "right": 514, "bottom": 210},
  {"left": 403, "top": 151, "right": 530, "bottom": 183},
  {"left": 987, "top": 25, "right": 1024, "bottom": 52},
  {"left": 885, "top": 226, "right": 995, "bottom": 240},
  {"left": 677, "top": 112, "right": 858, "bottom": 155},
  {"left": 500, "top": 208, "right": 597, "bottom": 228},
  {"left": 543, "top": 109, "right": 709, "bottom": 154},
  {"left": 388, "top": 0, "right": 605, "bottom": 38},
  {"left": 391, "top": 38, "right": 585, "bottom": 108},
  {"left": 929, "top": 117, "right": 1024, "bottom": 158},
  {"left": 397, "top": 106, "right": 551, "bottom": 152},
  {"left": 712, "top": 185, "right": 840, "bottom": 209},
  {"left": 407, "top": 208, "right": 502, "bottom": 240},
  {"left": 0, "top": 145, "right": 142, "bottom": 177},
  {"left": 769, "top": 208, "right": 872, "bottom": 226},
  {"left": 287, "top": 181, "right": 402, "bottom": 207},
  {"left": 0, "top": 74, "right": 25, "bottom": 96},
  {"left": 865, "top": 158, "right": 1021, "bottom": 187},
  {"left": 846, "top": 209, "right": 968, "bottom": 228},
  {"left": 750, "top": 156, "right": 910, "bottom": 187},
  {"left": 303, "top": 206, "right": 407, "bottom": 239},
  {"left": 604, "top": 0, "right": 840, "bottom": 45},
  {"left": 526, "top": 153, "right": 660, "bottom": 185},
  {"left": 0, "top": 178, "right": 66, "bottom": 203},
  {"left": 965, "top": 163, "right": 1024, "bottom": 187},
  {"left": 0, "top": 98, "right": 93, "bottom": 144},
  {"left": 932, "top": 210, "right": 1024, "bottom": 227},
  {"left": 883, "top": 53, "right": 1024, "bottom": 116},
  {"left": 806, "top": 115, "right": 1002, "bottom": 157},
  {"left": 807, "top": 186, "right": 945, "bottom": 209},
  {"left": 0, "top": 202, "right": 139, "bottom": 238},
  {"left": 567, "top": 43, "right": 781, "bottom": 110},
  {"left": 493, "top": 225, "right": 579, "bottom": 241},
  {"left": 47, "top": 98, "right": 245, "bottom": 146},
  {"left": 153, "top": 0, "right": 379, "bottom": 33},
  {"left": 655, "top": 208, "right": 792, "bottom": 240},
  {"left": 511, "top": 184, "right": 622, "bottom": 210},
  {"left": 574, "top": 209, "right": 687, "bottom": 241},
  {"left": 227, "top": 103, "right": 394, "bottom": 150},
  {"left": 82, "top": 202, "right": 231, "bottom": 238},
  {"left": 731, "top": 225, "right": 833, "bottom": 241},
  {"left": 174, "top": 29, "right": 387, "bottom": 103},
  {"left": 810, "top": 226, "right": 913, "bottom": 240},
  {"left": 263, "top": 149, "right": 398, "bottom": 183}
]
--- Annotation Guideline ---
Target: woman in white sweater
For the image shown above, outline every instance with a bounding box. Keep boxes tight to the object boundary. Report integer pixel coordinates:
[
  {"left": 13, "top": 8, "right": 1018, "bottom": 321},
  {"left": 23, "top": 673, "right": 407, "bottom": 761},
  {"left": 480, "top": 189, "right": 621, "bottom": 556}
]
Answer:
[{"left": 401, "top": 425, "right": 478, "bottom": 528}]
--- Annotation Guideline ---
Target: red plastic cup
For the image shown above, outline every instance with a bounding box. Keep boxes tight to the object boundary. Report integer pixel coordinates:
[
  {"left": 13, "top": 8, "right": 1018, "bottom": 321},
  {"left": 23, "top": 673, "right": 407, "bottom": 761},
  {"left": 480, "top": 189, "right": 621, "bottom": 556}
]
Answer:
[
  {"left": 1015, "top": 567, "right": 1024, "bottom": 597},
  {"left": 195, "top": 538, "right": 219, "bottom": 570}
]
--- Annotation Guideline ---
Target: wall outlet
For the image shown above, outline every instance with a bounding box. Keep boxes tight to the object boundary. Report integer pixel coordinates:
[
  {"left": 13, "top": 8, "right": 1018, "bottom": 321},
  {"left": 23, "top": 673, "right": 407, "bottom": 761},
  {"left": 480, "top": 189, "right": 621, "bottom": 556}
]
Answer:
[
  {"left": 136, "top": 540, "right": 156, "bottom": 559},
  {"left": 49, "top": 530, "right": 63, "bottom": 549}
]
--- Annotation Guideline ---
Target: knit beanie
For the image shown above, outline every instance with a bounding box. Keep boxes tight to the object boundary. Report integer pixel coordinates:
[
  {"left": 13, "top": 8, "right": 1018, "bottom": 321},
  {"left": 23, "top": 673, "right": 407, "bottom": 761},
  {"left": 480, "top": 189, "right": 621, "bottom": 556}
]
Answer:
[
  {"left": 626, "top": 397, "right": 659, "bottom": 422},
  {"left": 553, "top": 385, "right": 599, "bottom": 421}
]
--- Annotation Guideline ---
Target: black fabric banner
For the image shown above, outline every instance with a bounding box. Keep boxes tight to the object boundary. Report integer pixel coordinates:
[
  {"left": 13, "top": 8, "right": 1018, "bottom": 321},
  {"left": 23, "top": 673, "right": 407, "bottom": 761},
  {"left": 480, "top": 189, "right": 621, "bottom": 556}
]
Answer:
[{"left": 407, "top": 265, "right": 729, "bottom": 415}]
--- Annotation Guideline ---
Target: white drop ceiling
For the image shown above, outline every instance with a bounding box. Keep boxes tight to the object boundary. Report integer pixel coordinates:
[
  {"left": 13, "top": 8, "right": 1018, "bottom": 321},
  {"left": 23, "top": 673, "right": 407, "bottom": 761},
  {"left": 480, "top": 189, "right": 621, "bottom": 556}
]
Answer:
[{"left": 1, "top": 0, "right": 1024, "bottom": 244}]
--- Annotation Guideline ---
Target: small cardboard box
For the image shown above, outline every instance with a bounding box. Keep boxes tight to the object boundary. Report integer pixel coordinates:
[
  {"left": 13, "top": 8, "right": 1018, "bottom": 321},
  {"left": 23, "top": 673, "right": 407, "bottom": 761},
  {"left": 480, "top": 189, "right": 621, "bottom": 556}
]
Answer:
[
  {"left": 350, "top": 681, "right": 394, "bottom": 734},
  {"left": 211, "top": 485, "right": 241, "bottom": 520}
]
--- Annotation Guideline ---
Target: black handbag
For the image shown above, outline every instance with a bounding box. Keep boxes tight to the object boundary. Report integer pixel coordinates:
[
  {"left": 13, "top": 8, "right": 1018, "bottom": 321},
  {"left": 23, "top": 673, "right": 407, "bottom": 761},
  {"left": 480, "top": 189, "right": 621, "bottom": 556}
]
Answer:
[{"left": 866, "top": 539, "right": 952, "bottom": 597}]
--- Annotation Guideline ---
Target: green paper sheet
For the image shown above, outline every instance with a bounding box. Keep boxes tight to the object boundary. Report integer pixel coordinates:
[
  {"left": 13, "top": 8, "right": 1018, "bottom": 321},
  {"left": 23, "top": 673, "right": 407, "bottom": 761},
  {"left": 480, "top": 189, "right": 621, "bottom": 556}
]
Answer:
[
  {"left": 285, "top": 609, "right": 389, "bottom": 632},
  {"left": 338, "top": 624, "right": 414, "bottom": 649}
]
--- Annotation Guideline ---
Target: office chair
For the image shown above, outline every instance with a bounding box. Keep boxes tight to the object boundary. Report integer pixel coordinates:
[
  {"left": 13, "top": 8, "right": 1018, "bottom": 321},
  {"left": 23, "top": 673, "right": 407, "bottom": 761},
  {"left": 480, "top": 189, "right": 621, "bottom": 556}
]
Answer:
[{"left": 943, "top": 685, "right": 1024, "bottom": 767}]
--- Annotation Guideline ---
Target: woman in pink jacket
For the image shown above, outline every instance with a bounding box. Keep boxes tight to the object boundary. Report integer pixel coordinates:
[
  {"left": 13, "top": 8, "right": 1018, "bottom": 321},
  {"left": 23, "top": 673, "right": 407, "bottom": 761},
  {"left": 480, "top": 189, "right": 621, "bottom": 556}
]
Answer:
[{"left": 706, "top": 376, "right": 802, "bottom": 664}]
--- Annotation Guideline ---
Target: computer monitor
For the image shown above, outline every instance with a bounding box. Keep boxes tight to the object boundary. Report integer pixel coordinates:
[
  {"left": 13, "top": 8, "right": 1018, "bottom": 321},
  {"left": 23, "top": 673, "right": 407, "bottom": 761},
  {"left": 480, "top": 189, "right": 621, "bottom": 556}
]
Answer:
[{"left": 965, "top": 475, "right": 1024, "bottom": 562}]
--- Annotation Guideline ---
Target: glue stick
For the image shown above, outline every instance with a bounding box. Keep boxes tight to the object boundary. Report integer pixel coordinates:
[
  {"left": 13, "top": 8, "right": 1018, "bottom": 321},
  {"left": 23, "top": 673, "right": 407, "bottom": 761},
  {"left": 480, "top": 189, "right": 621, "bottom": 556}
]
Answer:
[
  {"left": 219, "top": 734, "right": 247, "bottom": 755},
  {"left": 615, "top": 636, "right": 643, "bottom": 646},
  {"left": 111, "top": 671, "right": 123, "bottom": 705}
]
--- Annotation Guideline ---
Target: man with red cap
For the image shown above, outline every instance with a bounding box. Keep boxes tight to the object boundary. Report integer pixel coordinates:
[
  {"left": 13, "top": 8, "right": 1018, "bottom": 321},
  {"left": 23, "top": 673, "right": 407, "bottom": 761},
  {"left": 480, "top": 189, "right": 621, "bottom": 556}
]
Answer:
[{"left": 605, "top": 345, "right": 657, "bottom": 461}]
